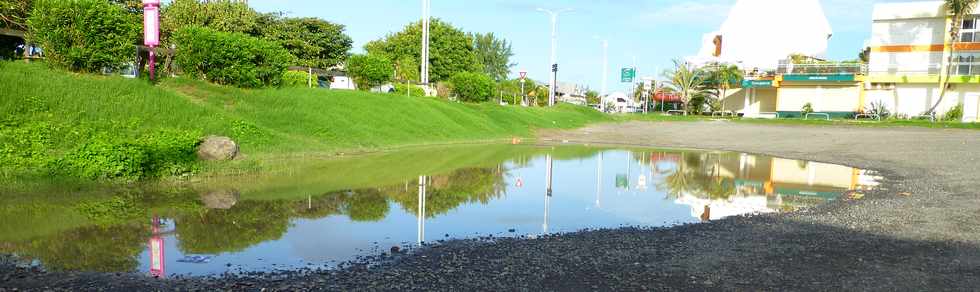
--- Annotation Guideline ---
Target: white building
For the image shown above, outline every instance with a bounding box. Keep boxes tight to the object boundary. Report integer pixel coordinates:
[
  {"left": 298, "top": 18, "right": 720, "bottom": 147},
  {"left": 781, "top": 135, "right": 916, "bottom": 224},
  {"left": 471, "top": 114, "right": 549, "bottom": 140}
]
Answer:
[
  {"left": 866, "top": 1, "right": 980, "bottom": 121},
  {"left": 602, "top": 92, "right": 638, "bottom": 113}
]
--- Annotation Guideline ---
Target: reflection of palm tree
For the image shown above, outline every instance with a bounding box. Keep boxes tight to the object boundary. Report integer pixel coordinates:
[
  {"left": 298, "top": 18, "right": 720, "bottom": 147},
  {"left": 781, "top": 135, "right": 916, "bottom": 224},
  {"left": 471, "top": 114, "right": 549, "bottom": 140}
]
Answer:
[
  {"left": 704, "top": 178, "right": 736, "bottom": 200},
  {"left": 658, "top": 153, "right": 701, "bottom": 199}
]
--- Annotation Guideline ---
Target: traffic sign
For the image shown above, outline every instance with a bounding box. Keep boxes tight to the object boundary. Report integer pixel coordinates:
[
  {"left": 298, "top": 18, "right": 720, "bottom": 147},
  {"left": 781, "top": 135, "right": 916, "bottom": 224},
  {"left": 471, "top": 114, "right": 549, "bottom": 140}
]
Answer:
[
  {"left": 519, "top": 71, "right": 527, "bottom": 81},
  {"left": 621, "top": 68, "right": 635, "bottom": 83}
]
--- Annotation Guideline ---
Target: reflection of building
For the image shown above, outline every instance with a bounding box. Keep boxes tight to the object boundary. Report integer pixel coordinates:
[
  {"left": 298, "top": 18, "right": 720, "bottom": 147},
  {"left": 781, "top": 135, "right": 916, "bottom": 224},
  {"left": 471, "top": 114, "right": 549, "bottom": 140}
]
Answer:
[{"left": 655, "top": 152, "right": 879, "bottom": 221}]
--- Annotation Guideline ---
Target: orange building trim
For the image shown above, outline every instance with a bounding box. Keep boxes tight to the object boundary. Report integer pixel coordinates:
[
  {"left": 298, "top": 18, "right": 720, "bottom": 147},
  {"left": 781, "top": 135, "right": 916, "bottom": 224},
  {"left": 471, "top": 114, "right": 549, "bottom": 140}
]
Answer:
[{"left": 872, "top": 43, "right": 980, "bottom": 52}]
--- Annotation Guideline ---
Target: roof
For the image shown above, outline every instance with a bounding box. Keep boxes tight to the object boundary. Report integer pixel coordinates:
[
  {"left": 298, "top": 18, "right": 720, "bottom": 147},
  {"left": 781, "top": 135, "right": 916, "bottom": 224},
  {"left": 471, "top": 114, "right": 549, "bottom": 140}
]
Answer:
[{"left": 872, "top": 1, "right": 945, "bottom": 21}]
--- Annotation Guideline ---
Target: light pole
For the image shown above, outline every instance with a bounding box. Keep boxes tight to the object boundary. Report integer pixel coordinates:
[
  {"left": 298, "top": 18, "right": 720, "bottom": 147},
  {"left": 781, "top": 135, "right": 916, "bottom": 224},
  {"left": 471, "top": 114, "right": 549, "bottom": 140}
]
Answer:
[
  {"left": 420, "top": 0, "right": 430, "bottom": 94},
  {"left": 538, "top": 8, "right": 572, "bottom": 107}
]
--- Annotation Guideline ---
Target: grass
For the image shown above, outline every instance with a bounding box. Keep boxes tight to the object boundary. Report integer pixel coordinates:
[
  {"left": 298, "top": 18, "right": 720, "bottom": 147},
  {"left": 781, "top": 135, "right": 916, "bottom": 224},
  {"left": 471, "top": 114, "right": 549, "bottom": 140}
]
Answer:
[{"left": 0, "top": 61, "right": 612, "bottom": 178}]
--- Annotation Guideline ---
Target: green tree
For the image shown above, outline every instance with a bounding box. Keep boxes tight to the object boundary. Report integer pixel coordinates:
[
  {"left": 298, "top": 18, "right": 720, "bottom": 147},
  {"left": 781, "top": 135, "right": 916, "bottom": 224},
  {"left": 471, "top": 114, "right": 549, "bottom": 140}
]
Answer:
[
  {"left": 707, "top": 63, "right": 743, "bottom": 111},
  {"left": 858, "top": 47, "right": 871, "bottom": 63},
  {"left": 257, "top": 15, "right": 352, "bottom": 69},
  {"left": 365, "top": 18, "right": 481, "bottom": 82},
  {"left": 27, "top": 0, "right": 138, "bottom": 72},
  {"left": 161, "top": 0, "right": 258, "bottom": 43},
  {"left": 449, "top": 71, "right": 494, "bottom": 102},
  {"left": 928, "top": 0, "right": 979, "bottom": 117},
  {"left": 664, "top": 59, "right": 708, "bottom": 114},
  {"left": 173, "top": 26, "right": 294, "bottom": 88},
  {"left": 586, "top": 90, "right": 600, "bottom": 105},
  {"left": 347, "top": 53, "right": 393, "bottom": 90},
  {"left": 0, "top": 0, "right": 31, "bottom": 30},
  {"left": 472, "top": 32, "right": 514, "bottom": 81}
]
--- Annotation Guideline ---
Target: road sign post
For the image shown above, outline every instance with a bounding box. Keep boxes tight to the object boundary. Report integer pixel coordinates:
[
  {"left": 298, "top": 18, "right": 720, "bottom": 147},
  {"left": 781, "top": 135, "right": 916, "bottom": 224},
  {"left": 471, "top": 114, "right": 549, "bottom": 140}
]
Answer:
[{"left": 519, "top": 71, "right": 527, "bottom": 106}]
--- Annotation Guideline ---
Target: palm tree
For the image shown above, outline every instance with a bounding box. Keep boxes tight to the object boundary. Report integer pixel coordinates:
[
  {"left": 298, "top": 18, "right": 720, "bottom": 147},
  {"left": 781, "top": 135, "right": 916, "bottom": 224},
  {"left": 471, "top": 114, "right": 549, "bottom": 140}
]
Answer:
[
  {"left": 928, "top": 0, "right": 979, "bottom": 118},
  {"left": 711, "top": 64, "right": 743, "bottom": 112},
  {"left": 663, "top": 59, "right": 707, "bottom": 114}
]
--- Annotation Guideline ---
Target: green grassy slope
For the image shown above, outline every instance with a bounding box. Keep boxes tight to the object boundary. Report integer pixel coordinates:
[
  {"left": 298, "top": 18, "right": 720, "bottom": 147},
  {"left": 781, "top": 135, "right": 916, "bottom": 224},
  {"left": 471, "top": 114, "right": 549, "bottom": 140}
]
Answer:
[{"left": 0, "top": 62, "right": 611, "bottom": 177}]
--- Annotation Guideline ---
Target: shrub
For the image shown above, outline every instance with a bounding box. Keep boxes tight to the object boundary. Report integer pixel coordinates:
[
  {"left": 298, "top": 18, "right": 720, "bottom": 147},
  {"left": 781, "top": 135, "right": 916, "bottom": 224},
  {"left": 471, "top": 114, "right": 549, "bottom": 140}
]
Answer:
[
  {"left": 173, "top": 26, "right": 294, "bottom": 88},
  {"left": 801, "top": 102, "right": 814, "bottom": 116},
  {"left": 450, "top": 72, "right": 494, "bottom": 102},
  {"left": 943, "top": 103, "right": 964, "bottom": 121},
  {"left": 865, "top": 100, "right": 891, "bottom": 119},
  {"left": 281, "top": 70, "right": 313, "bottom": 88},
  {"left": 27, "top": 0, "right": 139, "bottom": 72},
  {"left": 51, "top": 131, "right": 201, "bottom": 180},
  {"left": 347, "top": 53, "right": 393, "bottom": 90},
  {"left": 392, "top": 83, "right": 425, "bottom": 97}
]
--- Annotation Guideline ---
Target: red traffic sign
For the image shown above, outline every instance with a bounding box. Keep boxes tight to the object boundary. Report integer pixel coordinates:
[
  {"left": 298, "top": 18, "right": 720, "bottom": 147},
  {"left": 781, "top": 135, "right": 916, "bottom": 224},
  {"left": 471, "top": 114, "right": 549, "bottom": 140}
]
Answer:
[{"left": 519, "top": 71, "right": 527, "bottom": 80}]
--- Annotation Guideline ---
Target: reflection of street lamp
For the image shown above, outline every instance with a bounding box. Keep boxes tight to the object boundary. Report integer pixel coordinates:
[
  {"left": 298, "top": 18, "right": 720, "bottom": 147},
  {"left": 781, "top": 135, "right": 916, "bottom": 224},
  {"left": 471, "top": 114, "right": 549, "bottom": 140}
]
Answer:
[
  {"left": 596, "top": 152, "right": 603, "bottom": 208},
  {"left": 149, "top": 217, "right": 165, "bottom": 278},
  {"left": 417, "top": 175, "right": 427, "bottom": 246},
  {"left": 543, "top": 154, "right": 553, "bottom": 234}
]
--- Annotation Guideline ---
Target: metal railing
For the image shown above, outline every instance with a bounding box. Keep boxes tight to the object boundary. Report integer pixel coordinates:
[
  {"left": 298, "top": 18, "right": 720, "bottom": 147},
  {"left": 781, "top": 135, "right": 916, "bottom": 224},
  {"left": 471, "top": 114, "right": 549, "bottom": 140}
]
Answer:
[
  {"left": 805, "top": 113, "right": 831, "bottom": 121},
  {"left": 777, "top": 63, "right": 868, "bottom": 75}
]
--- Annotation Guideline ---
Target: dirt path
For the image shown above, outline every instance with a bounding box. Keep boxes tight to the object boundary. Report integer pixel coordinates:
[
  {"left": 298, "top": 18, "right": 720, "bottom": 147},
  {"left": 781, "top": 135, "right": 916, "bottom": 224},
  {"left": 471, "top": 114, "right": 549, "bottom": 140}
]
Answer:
[{"left": 3, "top": 121, "right": 979, "bottom": 291}]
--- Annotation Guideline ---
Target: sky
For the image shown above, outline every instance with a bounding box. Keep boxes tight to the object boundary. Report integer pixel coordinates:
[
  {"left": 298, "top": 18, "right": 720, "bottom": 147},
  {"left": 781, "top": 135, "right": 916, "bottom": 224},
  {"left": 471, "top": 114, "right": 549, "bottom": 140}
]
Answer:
[{"left": 250, "top": 0, "right": 917, "bottom": 93}]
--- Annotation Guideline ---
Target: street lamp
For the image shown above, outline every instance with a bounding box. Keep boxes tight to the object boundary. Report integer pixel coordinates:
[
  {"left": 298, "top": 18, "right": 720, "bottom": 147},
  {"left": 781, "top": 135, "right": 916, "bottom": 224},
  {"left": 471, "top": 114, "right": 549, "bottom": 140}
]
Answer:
[
  {"left": 592, "top": 36, "right": 608, "bottom": 112},
  {"left": 420, "top": 0, "right": 431, "bottom": 94},
  {"left": 537, "top": 8, "right": 572, "bottom": 107}
]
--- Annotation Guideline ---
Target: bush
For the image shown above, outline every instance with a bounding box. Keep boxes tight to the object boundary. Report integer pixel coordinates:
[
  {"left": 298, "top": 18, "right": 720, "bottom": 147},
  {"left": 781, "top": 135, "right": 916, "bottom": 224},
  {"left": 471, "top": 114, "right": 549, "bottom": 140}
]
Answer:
[
  {"left": 347, "top": 53, "right": 393, "bottom": 90},
  {"left": 281, "top": 70, "right": 313, "bottom": 88},
  {"left": 27, "top": 0, "right": 139, "bottom": 72},
  {"left": 51, "top": 131, "right": 201, "bottom": 180},
  {"left": 450, "top": 72, "right": 494, "bottom": 102},
  {"left": 943, "top": 103, "right": 964, "bottom": 121},
  {"left": 392, "top": 83, "right": 425, "bottom": 96},
  {"left": 173, "top": 26, "right": 294, "bottom": 88},
  {"left": 802, "top": 102, "right": 814, "bottom": 116}
]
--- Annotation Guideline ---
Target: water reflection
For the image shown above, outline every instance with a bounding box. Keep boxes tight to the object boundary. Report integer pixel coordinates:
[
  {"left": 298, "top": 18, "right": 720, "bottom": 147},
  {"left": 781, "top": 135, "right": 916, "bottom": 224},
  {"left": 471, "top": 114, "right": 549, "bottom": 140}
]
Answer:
[{"left": 0, "top": 145, "right": 878, "bottom": 276}]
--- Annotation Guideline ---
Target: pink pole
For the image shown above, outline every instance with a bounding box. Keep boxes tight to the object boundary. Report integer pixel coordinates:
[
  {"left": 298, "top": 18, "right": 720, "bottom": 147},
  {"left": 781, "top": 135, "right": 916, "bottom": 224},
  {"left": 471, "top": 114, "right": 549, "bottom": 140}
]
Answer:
[{"left": 149, "top": 50, "right": 156, "bottom": 80}]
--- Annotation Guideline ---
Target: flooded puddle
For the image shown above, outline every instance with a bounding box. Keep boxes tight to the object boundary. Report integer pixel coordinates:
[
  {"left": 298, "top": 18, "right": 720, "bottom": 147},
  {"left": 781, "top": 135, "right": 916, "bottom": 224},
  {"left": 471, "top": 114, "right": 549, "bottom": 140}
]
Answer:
[{"left": 0, "top": 145, "right": 878, "bottom": 277}]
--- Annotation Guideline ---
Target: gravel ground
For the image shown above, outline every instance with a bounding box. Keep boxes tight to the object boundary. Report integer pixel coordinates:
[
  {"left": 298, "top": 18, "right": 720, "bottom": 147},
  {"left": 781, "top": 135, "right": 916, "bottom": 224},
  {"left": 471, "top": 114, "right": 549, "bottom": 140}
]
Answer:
[{"left": 3, "top": 121, "right": 980, "bottom": 291}]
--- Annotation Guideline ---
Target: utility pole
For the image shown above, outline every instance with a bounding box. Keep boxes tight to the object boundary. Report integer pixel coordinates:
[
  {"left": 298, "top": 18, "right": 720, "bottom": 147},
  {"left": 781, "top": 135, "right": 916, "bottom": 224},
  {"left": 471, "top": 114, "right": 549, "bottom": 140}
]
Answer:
[
  {"left": 420, "top": 0, "right": 430, "bottom": 95},
  {"left": 538, "top": 8, "right": 572, "bottom": 107}
]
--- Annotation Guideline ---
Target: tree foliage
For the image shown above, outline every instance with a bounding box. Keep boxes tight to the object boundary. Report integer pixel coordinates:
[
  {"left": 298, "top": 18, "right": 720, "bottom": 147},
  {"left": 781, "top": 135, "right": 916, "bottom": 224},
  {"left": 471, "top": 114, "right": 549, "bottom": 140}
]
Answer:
[
  {"left": 257, "top": 14, "right": 352, "bottom": 69},
  {"left": 365, "top": 18, "right": 481, "bottom": 82},
  {"left": 450, "top": 71, "right": 495, "bottom": 102},
  {"left": 0, "top": 0, "right": 31, "bottom": 30},
  {"left": 664, "top": 59, "right": 709, "bottom": 114},
  {"left": 173, "top": 26, "right": 294, "bottom": 88},
  {"left": 472, "top": 32, "right": 514, "bottom": 81},
  {"left": 27, "top": 0, "right": 138, "bottom": 72},
  {"left": 161, "top": 0, "right": 258, "bottom": 42},
  {"left": 347, "top": 53, "right": 393, "bottom": 90}
]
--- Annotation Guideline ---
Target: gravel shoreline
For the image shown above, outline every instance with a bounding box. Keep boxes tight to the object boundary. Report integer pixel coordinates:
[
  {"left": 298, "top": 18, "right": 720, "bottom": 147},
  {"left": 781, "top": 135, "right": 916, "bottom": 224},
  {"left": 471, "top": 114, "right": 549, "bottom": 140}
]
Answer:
[{"left": 4, "top": 121, "right": 980, "bottom": 291}]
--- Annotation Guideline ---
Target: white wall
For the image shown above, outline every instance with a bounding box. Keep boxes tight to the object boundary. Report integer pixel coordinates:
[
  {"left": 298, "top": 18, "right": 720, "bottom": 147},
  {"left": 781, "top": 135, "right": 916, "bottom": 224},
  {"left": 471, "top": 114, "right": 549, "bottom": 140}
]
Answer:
[
  {"left": 865, "top": 84, "right": 980, "bottom": 119},
  {"left": 868, "top": 18, "right": 945, "bottom": 74}
]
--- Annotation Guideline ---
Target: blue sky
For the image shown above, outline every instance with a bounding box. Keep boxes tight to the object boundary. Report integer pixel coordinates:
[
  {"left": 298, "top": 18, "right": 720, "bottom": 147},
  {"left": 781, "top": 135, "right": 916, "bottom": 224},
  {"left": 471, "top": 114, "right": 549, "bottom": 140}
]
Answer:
[{"left": 251, "top": 0, "right": 913, "bottom": 92}]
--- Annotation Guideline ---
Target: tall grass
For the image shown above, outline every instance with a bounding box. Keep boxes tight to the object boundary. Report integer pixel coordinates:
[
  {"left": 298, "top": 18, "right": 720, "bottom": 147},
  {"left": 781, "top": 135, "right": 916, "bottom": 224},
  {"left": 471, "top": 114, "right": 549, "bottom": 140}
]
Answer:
[{"left": 0, "top": 61, "right": 611, "bottom": 162}]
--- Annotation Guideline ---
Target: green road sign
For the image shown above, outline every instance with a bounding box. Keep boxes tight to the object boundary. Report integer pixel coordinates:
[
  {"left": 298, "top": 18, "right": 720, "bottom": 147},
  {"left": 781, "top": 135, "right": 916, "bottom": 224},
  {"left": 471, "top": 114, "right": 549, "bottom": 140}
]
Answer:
[{"left": 621, "top": 68, "right": 635, "bottom": 83}]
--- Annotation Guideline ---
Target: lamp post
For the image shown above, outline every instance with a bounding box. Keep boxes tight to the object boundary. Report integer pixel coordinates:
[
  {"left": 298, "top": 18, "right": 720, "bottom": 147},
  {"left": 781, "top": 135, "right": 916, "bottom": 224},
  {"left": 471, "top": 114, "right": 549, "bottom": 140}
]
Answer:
[
  {"left": 420, "top": 0, "right": 430, "bottom": 94},
  {"left": 537, "top": 8, "right": 572, "bottom": 107},
  {"left": 593, "top": 36, "right": 608, "bottom": 111},
  {"left": 143, "top": 0, "right": 160, "bottom": 81}
]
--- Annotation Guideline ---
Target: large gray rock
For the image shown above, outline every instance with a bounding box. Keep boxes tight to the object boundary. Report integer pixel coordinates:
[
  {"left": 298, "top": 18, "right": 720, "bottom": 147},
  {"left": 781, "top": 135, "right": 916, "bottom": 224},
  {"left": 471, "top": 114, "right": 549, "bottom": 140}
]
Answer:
[
  {"left": 197, "top": 136, "right": 239, "bottom": 161},
  {"left": 200, "top": 189, "right": 240, "bottom": 209}
]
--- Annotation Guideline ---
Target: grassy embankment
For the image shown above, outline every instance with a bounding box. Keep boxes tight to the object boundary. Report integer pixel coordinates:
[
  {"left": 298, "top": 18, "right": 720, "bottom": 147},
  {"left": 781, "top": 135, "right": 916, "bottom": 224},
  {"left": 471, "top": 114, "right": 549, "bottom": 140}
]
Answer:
[{"left": 0, "top": 61, "right": 611, "bottom": 180}]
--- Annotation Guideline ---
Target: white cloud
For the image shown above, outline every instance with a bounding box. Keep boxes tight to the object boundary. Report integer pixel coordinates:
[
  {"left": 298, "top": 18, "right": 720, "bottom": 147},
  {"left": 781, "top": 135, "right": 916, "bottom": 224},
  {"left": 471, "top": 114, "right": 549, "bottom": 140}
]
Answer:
[{"left": 636, "top": 1, "right": 733, "bottom": 25}]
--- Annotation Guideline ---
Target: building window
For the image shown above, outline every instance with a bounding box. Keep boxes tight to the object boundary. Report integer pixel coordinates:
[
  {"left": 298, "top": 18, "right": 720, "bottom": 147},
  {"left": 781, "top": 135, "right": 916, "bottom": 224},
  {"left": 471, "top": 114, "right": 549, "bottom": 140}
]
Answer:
[
  {"left": 954, "top": 54, "right": 980, "bottom": 75},
  {"left": 962, "top": 17, "right": 980, "bottom": 42}
]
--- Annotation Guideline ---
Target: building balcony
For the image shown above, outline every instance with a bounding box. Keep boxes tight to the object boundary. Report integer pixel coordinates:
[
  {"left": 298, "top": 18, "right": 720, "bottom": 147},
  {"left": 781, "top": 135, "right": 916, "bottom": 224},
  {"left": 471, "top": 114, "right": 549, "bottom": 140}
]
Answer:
[{"left": 776, "top": 62, "right": 868, "bottom": 76}]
